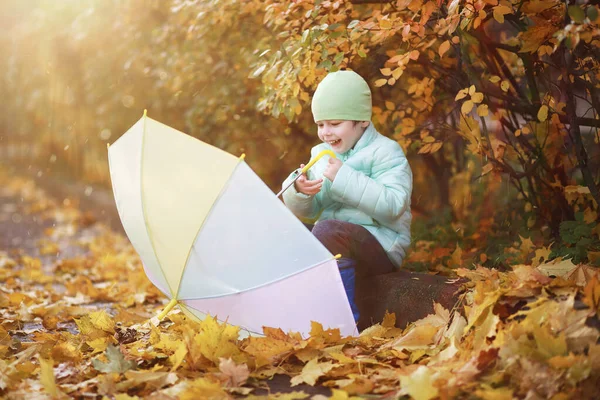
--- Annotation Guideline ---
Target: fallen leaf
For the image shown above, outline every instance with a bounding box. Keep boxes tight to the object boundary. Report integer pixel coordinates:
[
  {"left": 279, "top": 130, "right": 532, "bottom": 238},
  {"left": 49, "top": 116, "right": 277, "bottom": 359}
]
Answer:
[
  {"left": 290, "top": 358, "right": 335, "bottom": 386},
  {"left": 218, "top": 357, "right": 249, "bottom": 387},
  {"left": 399, "top": 365, "right": 438, "bottom": 400},
  {"left": 92, "top": 345, "right": 136, "bottom": 374}
]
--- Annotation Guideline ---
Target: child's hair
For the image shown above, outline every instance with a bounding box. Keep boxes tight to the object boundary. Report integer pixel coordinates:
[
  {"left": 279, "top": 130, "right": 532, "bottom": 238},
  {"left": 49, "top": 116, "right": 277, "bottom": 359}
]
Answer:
[{"left": 311, "top": 71, "right": 372, "bottom": 123}]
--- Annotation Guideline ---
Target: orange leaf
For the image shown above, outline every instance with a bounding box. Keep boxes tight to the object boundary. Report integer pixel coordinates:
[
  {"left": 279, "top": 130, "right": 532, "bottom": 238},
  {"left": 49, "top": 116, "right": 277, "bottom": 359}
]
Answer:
[{"left": 438, "top": 40, "right": 451, "bottom": 57}]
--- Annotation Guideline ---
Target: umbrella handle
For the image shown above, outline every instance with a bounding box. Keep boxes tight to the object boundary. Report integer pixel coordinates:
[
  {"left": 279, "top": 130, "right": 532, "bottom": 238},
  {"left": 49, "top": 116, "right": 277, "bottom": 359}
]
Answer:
[
  {"left": 300, "top": 150, "right": 336, "bottom": 174},
  {"left": 157, "top": 298, "right": 178, "bottom": 320}
]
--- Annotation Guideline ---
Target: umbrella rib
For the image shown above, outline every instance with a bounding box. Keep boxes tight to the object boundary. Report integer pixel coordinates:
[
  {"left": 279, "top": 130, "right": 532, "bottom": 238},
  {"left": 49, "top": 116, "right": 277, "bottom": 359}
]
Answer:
[
  {"left": 175, "top": 154, "right": 247, "bottom": 300},
  {"left": 179, "top": 256, "right": 336, "bottom": 301},
  {"left": 140, "top": 113, "right": 175, "bottom": 298}
]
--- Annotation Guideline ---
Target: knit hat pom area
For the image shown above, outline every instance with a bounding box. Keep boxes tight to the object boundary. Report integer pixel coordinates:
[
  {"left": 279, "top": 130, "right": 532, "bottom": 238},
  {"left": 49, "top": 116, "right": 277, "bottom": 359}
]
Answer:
[{"left": 311, "top": 70, "right": 372, "bottom": 122}]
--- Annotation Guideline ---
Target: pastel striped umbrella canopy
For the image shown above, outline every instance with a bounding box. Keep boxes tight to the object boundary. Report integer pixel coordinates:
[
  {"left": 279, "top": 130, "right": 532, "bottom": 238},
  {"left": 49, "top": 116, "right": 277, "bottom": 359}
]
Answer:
[{"left": 107, "top": 112, "right": 356, "bottom": 337}]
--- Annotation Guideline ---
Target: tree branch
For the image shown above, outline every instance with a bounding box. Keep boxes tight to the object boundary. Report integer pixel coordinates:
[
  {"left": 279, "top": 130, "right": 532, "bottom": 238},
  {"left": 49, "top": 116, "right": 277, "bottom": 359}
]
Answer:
[{"left": 563, "top": 58, "right": 600, "bottom": 215}]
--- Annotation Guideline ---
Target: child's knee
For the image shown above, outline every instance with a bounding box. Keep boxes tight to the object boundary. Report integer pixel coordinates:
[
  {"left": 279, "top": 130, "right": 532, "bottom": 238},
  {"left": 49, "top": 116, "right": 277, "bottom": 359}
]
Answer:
[{"left": 311, "top": 219, "right": 346, "bottom": 240}]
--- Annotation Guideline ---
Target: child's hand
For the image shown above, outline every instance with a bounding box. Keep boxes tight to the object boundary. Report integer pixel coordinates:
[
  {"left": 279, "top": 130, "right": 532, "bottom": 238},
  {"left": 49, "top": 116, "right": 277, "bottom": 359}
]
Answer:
[
  {"left": 294, "top": 164, "right": 323, "bottom": 195},
  {"left": 323, "top": 158, "right": 343, "bottom": 182}
]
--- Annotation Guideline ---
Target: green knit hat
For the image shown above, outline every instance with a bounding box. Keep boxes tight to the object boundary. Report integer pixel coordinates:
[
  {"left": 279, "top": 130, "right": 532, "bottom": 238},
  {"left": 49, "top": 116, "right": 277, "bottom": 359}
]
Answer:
[{"left": 311, "top": 70, "right": 372, "bottom": 122}]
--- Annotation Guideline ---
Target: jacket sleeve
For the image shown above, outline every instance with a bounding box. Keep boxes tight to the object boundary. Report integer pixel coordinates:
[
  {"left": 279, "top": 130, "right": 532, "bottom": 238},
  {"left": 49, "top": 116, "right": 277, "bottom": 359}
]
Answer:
[
  {"left": 281, "top": 170, "right": 322, "bottom": 220},
  {"left": 328, "top": 147, "right": 412, "bottom": 224}
]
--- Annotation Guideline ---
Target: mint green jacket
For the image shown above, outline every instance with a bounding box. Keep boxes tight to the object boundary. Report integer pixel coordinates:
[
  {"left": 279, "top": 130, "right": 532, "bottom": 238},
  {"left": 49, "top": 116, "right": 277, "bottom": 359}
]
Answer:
[{"left": 282, "top": 123, "right": 412, "bottom": 267}]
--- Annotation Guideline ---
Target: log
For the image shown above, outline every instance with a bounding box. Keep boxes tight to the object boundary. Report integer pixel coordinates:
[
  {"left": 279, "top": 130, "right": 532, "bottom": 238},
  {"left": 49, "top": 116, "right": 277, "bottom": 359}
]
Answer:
[{"left": 356, "top": 270, "right": 464, "bottom": 330}]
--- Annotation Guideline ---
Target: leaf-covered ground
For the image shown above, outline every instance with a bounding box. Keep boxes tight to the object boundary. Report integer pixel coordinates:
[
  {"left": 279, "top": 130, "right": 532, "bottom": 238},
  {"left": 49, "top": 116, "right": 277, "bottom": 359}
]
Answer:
[{"left": 1, "top": 169, "right": 600, "bottom": 399}]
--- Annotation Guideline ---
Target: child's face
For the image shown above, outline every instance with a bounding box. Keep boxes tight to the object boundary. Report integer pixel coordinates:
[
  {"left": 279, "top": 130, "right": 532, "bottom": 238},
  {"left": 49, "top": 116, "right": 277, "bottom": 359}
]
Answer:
[{"left": 317, "top": 120, "right": 368, "bottom": 154}]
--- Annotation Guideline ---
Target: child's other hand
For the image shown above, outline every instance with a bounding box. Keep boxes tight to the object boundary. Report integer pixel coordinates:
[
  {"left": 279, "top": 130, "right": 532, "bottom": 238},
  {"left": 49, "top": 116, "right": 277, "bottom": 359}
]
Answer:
[
  {"left": 323, "top": 158, "right": 343, "bottom": 182},
  {"left": 294, "top": 164, "right": 323, "bottom": 195}
]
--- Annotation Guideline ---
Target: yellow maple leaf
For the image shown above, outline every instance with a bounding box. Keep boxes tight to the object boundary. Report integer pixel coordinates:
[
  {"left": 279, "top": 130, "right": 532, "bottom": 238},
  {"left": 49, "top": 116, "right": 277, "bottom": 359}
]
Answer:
[
  {"left": 290, "top": 357, "right": 335, "bottom": 386},
  {"left": 87, "top": 337, "right": 113, "bottom": 354},
  {"left": 169, "top": 341, "right": 187, "bottom": 371},
  {"left": 192, "top": 316, "right": 242, "bottom": 366},
  {"left": 465, "top": 289, "right": 502, "bottom": 331},
  {"left": 474, "top": 385, "right": 514, "bottom": 400},
  {"left": 399, "top": 365, "right": 439, "bottom": 400},
  {"left": 51, "top": 341, "right": 81, "bottom": 362},
  {"left": 448, "top": 243, "right": 463, "bottom": 268},
  {"left": 388, "top": 324, "right": 439, "bottom": 351},
  {"left": 382, "top": 311, "right": 396, "bottom": 328},
  {"left": 310, "top": 321, "right": 342, "bottom": 344},
  {"left": 329, "top": 388, "right": 363, "bottom": 399},
  {"left": 242, "top": 335, "right": 295, "bottom": 368},
  {"left": 533, "top": 324, "right": 568, "bottom": 359},
  {"left": 519, "top": 235, "right": 535, "bottom": 260},
  {"left": 532, "top": 246, "right": 552, "bottom": 267},
  {"left": 547, "top": 353, "right": 580, "bottom": 369},
  {"left": 90, "top": 310, "right": 116, "bottom": 333},
  {"left": 472, "top": 308, "right": 500, "bottom": 350},
  {"left": 39, "top": 357, "right": 66, "bottom": 399},
  {"left": 176, "top": 377, "right": 229, "bottom": 400}
]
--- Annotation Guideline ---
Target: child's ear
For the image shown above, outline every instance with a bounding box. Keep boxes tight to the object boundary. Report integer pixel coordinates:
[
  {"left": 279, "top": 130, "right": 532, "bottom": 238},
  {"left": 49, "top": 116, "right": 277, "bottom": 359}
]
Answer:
[{"left": 361, "top": 121, "right": 370, "bottom": 128}]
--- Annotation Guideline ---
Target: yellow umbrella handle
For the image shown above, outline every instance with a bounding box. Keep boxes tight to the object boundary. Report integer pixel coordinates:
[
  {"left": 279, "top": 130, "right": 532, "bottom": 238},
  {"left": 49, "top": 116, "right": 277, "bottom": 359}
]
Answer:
[
  {"left": 300, "top": 150, "right": 336, "bottom": 174},
  {"left": 275, "top": 149, "right": 336, "bottom": 198},
  {"left": 157, "top": 298, "right": 178, "bottom": 320}
]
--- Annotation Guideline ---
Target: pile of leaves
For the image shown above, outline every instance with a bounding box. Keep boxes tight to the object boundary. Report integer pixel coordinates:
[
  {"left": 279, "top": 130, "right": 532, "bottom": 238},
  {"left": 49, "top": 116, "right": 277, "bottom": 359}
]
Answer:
[{"left": 1, "top": 175, "right": 600, "bottom": 399}]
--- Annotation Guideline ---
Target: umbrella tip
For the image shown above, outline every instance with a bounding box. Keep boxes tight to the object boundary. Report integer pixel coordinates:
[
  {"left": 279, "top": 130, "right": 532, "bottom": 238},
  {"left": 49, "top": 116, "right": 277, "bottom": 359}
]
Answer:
[
  {"left": 334, "top": 254, "right": 342, "bottom": 259},
  {"left": 239, "top": 153, "right": 246, "bottom": 161},
  {"left": 143, "top": 109, "right": 147, "bottom": 117}
]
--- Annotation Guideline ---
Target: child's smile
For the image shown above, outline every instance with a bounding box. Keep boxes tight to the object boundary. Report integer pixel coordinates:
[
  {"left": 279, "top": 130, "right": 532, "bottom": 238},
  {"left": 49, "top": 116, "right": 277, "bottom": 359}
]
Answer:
[{"left": 317, "top": 120, "right": 368, "bottom": 154}]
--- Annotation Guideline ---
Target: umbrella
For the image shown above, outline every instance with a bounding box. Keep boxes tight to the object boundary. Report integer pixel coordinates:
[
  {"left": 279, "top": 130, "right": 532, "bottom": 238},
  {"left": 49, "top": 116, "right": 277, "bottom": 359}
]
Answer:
[{"left": 107, "top": 111, "right": 357, "bottom": 337}]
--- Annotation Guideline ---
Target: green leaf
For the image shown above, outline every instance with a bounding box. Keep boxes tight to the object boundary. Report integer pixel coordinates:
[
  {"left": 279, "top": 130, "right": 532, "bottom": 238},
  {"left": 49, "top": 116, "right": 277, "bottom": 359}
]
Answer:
[
  {"left": 333, "top": 52, "right": 344, "bottom": 67},
  {"left": 568, "top": 5, "right": 585, "bottom": 23},
  {"left": 348, "top": 20, "right": 360, "bottom": 29},
  {"left": 92, "top": 345, "right": 136, "bottom": 374},
  {"left": 565, "top": 37, "right": 573, "bottom": 49},
  {"left": 587, "top": 6, "right": 598, "bottom": 22},
  {"left": 317, "top": 59, "right": 333, "bottom": 70},
  {"left": 329, "top": 31, "right": 344, "bottom": 39},
  {"left": 301, "top": 30, "right": 310, "bottom": 45}
]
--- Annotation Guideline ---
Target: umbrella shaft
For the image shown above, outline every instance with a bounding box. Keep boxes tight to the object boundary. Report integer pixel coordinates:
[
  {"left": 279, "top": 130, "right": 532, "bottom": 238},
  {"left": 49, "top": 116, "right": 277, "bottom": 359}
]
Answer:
[{"left": 276, "top": 169, "right": 302, "bottom": 198}]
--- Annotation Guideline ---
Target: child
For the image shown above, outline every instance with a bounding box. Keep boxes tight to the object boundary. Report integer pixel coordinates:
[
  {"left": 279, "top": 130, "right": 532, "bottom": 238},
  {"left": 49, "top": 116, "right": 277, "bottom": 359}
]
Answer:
[{"left": 281, "top": 70, "right": 412, "bottom": 323}]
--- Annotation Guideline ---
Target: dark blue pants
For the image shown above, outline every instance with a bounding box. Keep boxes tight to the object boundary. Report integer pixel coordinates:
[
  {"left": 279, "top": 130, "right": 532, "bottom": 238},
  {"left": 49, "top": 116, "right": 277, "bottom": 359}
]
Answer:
[{"left": 305, "top": 220, "right": 396, "bottom": 322}]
